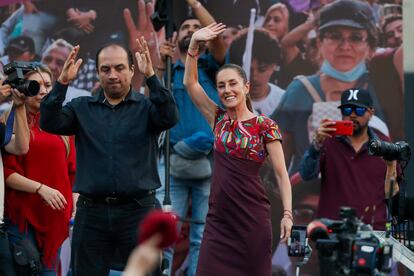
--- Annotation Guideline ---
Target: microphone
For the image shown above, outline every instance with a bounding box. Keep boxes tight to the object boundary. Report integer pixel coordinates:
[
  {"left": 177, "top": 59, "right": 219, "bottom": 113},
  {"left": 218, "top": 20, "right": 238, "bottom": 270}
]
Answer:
[
  {"left": 307, "top": 219, "right": 329, "bottom": 242},
  {"left": 138, "top": 210, "right": 178, "bottom": 249}
]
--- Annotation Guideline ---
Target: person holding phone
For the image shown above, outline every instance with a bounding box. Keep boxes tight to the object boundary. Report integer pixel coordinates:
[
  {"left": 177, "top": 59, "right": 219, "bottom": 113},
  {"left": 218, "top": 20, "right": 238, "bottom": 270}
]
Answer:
[
  {"left": 299, "top": 88, "right": 397, "bottom": 229},
  {"left": 272, "top": 0, "right": 387, "bottom": 176}
]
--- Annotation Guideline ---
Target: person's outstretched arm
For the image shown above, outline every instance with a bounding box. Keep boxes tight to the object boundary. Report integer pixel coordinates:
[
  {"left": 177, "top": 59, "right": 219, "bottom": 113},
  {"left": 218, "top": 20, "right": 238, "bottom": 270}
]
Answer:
[
  {"left": 135, "top": 37, "right": 178, "bottom": 132},
  {"left": 40, "top": 46, "right": 83, "bottom": 135},
  {"left": 183, "top": 23, "right": 225, "bottom": 128},
  {"left": 186, "top": 0, "right": 226, "bottom": 64}
]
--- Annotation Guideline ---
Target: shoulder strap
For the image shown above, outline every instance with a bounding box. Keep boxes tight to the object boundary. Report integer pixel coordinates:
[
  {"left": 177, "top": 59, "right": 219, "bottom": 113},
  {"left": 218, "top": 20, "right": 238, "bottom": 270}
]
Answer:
[{"left": 295, "top": 75, "right": 322, "bottom": 102}]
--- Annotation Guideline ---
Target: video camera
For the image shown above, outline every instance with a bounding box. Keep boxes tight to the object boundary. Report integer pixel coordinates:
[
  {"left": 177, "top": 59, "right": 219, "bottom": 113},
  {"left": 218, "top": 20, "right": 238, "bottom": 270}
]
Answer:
[
  {"left": 307, "top": 207, "right": 393, "bottom": 276},
  {"left": 3, "top": 61, "right": 41, "bottom": 97},
  {"left": 368, "top": 139, "right": 411, "bottom": 162}
]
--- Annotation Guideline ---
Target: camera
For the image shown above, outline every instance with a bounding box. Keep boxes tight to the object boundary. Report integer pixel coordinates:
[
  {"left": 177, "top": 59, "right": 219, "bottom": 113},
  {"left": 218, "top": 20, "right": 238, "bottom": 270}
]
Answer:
[
  {"left": 3, "top": 61, "right": 41, "bottom": 97},
  {"left": 368, "top": 139, "right": 411, "bottom": 162},
  {"left": 308, "top": 207, "right": 393, "bottom": 276}
]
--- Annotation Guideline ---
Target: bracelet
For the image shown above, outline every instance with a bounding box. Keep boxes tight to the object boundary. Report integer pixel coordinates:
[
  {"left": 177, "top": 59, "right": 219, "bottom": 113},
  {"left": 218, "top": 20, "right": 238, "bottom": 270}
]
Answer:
[
  {"left": 283, "top": 210, "right": 293, "bottom": 220},
  {"left": 187, "top": 51, "right": 199, "bottom": 58},
  {"left": 35, "top": 183, "right": 43, "bottom": 194}
]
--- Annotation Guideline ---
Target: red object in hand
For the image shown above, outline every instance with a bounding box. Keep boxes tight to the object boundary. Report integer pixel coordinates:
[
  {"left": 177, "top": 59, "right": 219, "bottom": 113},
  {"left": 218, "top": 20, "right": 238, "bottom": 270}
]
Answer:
[
  {"left": 138, "top": 210, "right": 178, "bottom": 248},
  {"left": 331, "top": 120, "right": 354, "bottom": 136}
]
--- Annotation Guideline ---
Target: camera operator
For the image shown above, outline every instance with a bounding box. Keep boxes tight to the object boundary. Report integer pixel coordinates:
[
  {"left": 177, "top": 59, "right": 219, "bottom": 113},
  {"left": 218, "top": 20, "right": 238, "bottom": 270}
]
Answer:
[
  {"left": 0, "top": 77, "right": 30, "bottom": 275},
  {"left": 299, "top": 88, "right": 398, "bottom": 230}
]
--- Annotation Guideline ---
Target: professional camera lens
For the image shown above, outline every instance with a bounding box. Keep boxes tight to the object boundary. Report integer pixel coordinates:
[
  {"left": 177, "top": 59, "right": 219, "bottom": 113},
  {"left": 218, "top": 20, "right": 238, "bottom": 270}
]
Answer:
[
  {"left": 3, "top": 61, "right": 41, "bottom": 97},
  {"left": 368, "top": 139, "right": 411, "bottom": 161},
  {"left": 15, "top": 80, "right": 40, "bottom": 97}
]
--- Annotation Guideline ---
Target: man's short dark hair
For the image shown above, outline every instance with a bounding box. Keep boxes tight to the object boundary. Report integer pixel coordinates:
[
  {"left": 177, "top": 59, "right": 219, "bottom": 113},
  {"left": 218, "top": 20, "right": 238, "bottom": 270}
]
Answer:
[
  {"left": 229, "top": 28, "right": 282, "bottom": 66},
  {"left": 382, "top": 15, "right": 402, "bottom": 32},
  {"left": 178, "top": 16, "right": 199, "bottom": 30},
  {"left": 95, "top": 43, "right": 134, "bottom": 71}
]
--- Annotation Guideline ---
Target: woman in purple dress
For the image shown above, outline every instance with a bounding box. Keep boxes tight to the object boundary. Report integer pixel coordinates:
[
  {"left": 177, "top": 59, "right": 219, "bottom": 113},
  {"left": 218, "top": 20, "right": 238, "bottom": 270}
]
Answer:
[{"left": 183, "top": 23, "right": 293, "bottom": 276}]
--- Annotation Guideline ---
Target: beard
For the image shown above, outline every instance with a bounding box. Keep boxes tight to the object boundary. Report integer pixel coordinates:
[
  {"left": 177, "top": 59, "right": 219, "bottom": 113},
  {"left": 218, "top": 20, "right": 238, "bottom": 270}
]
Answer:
[
  {"left": 178, "top": 36, "right": 192, "bottom": 52},
  {"left": 352, "top": 120, "right": 368, "bottom": 137},
  {"left": 178, "top": 35, "right": 207, "bottom": 53}
]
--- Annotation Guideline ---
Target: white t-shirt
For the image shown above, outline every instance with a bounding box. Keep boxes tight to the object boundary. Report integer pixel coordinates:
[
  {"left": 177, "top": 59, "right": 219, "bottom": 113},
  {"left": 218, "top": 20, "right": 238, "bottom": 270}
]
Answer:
[{"left": 252, "top": 83, "right": 285, "bottom": 116}]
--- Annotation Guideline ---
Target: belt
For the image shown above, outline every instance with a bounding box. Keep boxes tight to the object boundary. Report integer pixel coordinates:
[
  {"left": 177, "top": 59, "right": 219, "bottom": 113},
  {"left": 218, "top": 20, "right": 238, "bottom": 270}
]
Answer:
[{"left": 80, "top": 190, "right": 155, "bottom": 205}]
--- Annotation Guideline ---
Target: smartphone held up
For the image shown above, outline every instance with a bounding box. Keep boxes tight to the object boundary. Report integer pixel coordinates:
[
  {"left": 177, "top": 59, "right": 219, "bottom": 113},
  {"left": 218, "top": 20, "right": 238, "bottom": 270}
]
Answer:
[{"left": 325, "top": 120, "right": 354, "bottom": 136}]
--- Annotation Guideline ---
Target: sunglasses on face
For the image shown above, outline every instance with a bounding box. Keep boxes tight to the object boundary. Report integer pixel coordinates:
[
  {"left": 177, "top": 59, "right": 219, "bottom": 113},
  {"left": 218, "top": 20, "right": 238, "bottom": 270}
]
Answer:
[{"left": 340, "top": 106, "right": 367, "bottom": 116}]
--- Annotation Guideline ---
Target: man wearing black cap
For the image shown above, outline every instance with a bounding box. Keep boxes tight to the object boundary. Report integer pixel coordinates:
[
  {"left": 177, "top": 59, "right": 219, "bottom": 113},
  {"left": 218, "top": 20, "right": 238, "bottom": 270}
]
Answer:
[
  {"left": 273, "top": 0, "right": 387, "bottom": 176},
  {"left": 299, "top": 88, "right": 398, "bottom": 230},
  {"left": 0, "top": 36, "right": 36, "bottom": 74}
]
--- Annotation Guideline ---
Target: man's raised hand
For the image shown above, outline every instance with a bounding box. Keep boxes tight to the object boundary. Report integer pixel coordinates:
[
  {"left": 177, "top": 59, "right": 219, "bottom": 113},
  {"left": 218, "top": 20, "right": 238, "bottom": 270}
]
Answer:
[
  {"left": 58, "top": 45, "right": 83, "bottom": 85},
  {"left": 135, "top": 37, "right": 155, "bottom": 78}
]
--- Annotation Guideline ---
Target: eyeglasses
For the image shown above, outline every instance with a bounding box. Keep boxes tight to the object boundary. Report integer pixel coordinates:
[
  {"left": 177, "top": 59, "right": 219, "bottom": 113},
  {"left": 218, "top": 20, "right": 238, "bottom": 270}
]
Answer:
[
  {"left": 340, "top": 106, "right": 367, "bottom": 116},
  {"left": 323, "top": 32, "right": 368, "bottom": 46}
]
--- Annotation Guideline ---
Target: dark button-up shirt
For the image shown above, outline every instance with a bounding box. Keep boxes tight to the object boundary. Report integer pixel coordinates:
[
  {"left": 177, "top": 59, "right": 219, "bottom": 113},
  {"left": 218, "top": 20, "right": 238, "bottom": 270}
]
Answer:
[
  {"left": 40, "top": 75, "right": 178, "bottom": 197},
  {"left": 299, "top": 128, "right": 391, "bottom": 229}
]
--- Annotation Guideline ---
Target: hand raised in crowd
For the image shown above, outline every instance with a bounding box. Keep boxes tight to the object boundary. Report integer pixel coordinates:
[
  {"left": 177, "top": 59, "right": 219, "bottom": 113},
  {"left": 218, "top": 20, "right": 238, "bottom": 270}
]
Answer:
[
  {"left": 10, "top": 89, "right": 26, "bottom": 107},
  {"left": 135, "top": 37, "right": 155, "bottom": 78},
  {"left": 159, "top": 32, "right": 177, "bottom": 64},
  {"left": 0, "top": 79, "right": 12, "bottom": 103},
  {"left": 66, "top": 8, "right": 96, "bottom": 34},
  {"left": 123, "top": 0, "right": 161, "bottom": 55},
  {"left": 313, "top": 119, "right": 337, "bottom": 148},
  {"left": 58, "top": 45, "right": 83, "bottom": 85},
  {"left": 191, "top": 22, "right": 226, "bottom": 44},
  {"left": 37, "top": 183, "right": 68, "bottom": 211}
]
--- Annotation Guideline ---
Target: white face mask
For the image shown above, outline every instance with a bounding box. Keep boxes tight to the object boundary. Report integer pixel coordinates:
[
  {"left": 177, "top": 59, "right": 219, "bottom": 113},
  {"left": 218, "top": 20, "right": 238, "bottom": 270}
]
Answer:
[{"left": 320, "top": 60, "right": 367, "bottom": 82}]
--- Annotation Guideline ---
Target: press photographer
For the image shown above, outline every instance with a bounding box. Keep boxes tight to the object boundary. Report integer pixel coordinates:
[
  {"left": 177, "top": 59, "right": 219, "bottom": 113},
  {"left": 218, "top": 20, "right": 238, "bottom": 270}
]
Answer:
[
  {"left": 300, "top": 88, "right": 398, "bottom": 229},
  {"left": 307, "top": 207, "right": 393, "bottom": 276},
  {"left": 0, "top": 61, "right": 31, "bottom": 275}
]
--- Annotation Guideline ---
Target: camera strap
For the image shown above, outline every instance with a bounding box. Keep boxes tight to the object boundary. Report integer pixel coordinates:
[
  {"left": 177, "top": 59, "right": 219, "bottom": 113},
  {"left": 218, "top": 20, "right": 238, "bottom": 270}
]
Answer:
[{"left": 0, "top": 107, "right": 15, "bottom": 147}]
